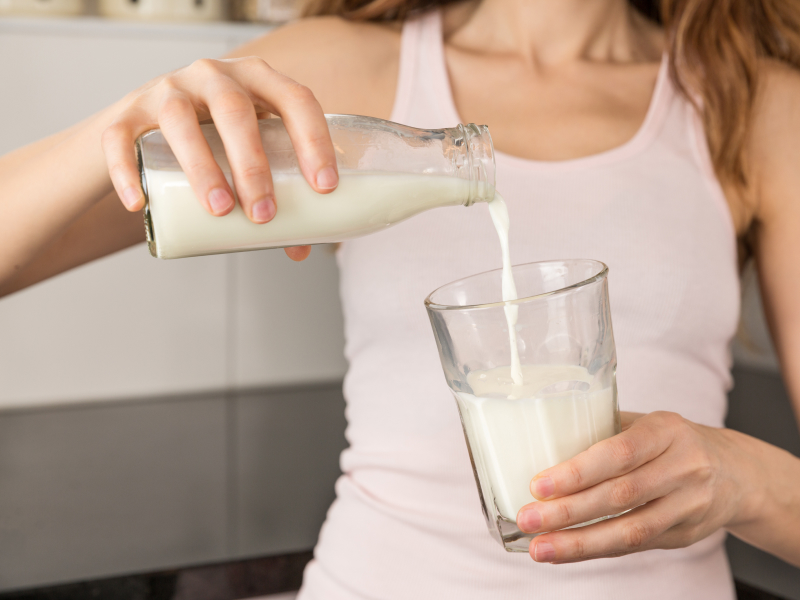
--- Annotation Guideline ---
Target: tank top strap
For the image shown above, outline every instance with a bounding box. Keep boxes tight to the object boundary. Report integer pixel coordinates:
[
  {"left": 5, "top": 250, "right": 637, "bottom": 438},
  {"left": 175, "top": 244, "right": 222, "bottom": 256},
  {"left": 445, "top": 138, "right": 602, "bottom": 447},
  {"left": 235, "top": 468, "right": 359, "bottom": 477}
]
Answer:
[
  {"left": 390, "top": 10, "right": 457, "bottom": 128},
  {"left": 391, "top": 6, "right": 731, "bottom": 250},
  {"left": 393, "top": 10, "right": 676, "bottom": 146}
]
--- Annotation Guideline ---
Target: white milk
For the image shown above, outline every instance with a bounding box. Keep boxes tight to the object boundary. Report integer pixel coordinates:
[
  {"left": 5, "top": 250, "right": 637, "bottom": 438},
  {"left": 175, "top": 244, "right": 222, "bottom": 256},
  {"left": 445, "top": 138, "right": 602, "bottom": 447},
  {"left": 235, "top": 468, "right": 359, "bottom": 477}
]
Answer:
[
  {"left": 456, "top": 364, "right": 616, "bottom": 520},
  {"left": 145, "top": 170, "right": 478, "bottom": 259},
  {"left": 487, "top": 194, "right": 522, "bottom": 386}
]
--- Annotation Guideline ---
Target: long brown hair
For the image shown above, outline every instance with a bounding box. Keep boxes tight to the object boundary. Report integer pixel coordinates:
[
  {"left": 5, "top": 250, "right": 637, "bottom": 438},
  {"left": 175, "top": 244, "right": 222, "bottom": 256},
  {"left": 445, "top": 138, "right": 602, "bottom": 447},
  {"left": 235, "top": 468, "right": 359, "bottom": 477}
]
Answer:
[{"left": 302, "top": 0, "right": 800, "bottom": 192}]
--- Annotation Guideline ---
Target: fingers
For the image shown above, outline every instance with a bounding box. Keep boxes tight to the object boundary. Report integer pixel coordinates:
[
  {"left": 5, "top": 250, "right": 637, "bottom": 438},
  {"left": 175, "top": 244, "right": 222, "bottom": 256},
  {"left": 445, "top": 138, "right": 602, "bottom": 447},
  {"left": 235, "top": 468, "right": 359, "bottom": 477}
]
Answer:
[
  {"left": 530, "top": 412, "right": 677, "bottom": 500},
  {"left": 284, "top": 246, "right": 311, "bottom": 261},
  {"left": 102, "top": 111, "right": 150, "bottom": 212},
  {"left": 104, "top": 56, "right": 336, "bottom": 224},
  {"left": 203, "top": 76, "right": 276, "bottom": 223},
  {"left": 157, "top": 86, "right": 235, "bottom": 217},
  {"left": 517, "top": 456, "right": 675, "bottom": 535},
  {"left": 620, "top": 411, "right": 645, "bottom": 430},
  {"left": 528, "top": 497, "right": 680, "bottom": 564},
  {"left": 241, "top": 60, "right": 338, "bottom": 193}
]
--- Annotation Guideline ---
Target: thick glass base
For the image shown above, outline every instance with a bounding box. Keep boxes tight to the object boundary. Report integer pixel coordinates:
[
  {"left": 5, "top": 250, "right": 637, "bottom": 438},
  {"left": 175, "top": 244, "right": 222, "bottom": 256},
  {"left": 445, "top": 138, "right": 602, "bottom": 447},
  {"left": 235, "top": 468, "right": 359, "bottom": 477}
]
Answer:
[{"left": 495, "top": 513, "right": 621, "bottom": 553}]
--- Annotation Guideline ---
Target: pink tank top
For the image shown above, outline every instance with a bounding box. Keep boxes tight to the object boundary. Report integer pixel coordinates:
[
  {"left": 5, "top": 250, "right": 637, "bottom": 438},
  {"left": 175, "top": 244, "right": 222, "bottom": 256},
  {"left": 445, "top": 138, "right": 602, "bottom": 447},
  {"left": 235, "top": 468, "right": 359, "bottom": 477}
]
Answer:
[{"left": 299, "top": 10, "right": 740, "bottom": 600}]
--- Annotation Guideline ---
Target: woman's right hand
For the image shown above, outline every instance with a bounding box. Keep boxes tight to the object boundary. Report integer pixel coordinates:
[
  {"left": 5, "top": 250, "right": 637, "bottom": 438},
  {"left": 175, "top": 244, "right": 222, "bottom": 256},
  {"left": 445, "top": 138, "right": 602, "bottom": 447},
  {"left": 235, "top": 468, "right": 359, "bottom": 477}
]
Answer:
[{"left": 101, "top": 56, "right": 339, "bottom": 260}]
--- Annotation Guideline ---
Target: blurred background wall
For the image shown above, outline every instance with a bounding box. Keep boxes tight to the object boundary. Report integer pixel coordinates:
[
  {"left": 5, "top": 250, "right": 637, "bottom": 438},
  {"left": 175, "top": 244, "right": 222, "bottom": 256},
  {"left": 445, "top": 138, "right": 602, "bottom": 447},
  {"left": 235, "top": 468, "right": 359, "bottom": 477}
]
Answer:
[
  {"left": 0, "top": 16, "right": 349, "bottom": 593},
  {"left": 0, "top": 12, "right": 798, "bottom": 600}
]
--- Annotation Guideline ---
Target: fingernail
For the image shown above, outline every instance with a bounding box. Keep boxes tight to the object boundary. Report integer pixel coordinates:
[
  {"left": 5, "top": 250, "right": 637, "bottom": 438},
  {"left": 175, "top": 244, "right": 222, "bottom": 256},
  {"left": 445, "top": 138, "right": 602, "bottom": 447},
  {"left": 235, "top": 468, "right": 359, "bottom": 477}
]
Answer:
[
  {"left": 209, "top": 188, "right": 234, "bottom": 214},
  {"left": 533, "top": 541, "right": 556, "bottom": 562},
  {"left": 517, "top": 508, "right": 542, "bottom": 533},
  {"left": 315, "top": 166, "right": 338, "bottom": 190},
  {"left": 252, "top": 197, "right": 276, "bottom": 223},
  {"left": 121, "top": 186, "right": 142, "bottom": 210},
  {"left": 533, "top": 477, "right": 555, "bottom": 499}
]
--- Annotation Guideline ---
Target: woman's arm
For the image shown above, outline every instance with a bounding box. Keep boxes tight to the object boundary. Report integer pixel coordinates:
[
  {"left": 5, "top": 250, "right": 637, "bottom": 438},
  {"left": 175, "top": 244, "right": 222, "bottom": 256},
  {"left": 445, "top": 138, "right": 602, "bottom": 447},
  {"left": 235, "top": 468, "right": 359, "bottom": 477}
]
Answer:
[
  {"left": 728, "top": 59, "right": 800, "bottom": 562},
  {"left": 0, "top": 17, "right": 398, "bottom": 298},
  {"left": 513, "top": 60, "right": 800, "bottom": 567},
  {"left": 0, "top": 190, "right": 144, "bottom": 298},
  {"left": 0, "top": 103, "right": 123, "bottom": 294}
]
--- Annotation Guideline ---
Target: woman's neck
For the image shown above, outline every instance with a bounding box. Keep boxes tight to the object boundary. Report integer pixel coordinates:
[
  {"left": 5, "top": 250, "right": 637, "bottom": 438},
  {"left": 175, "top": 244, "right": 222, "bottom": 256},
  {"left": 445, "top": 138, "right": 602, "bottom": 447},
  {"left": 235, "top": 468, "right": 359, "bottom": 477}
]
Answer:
[{"left": 444, "top": 0, "right": 663, "bottom": 67}]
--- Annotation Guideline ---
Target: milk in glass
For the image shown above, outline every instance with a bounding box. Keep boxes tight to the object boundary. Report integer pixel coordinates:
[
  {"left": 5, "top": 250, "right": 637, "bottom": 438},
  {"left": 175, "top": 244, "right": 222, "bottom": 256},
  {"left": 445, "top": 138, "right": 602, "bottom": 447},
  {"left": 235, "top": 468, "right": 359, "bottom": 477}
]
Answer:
[{"left": 455, "top": 365, "right": 616, "bottom": 520}]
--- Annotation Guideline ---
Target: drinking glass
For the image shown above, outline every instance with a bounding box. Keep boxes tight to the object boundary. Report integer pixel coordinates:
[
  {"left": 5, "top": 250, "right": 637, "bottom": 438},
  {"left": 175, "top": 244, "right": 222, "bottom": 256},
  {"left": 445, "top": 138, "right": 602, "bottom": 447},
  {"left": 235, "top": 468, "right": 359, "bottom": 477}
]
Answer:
[{"left": 425, "top": 259, "right": 620, "bottom": 552}]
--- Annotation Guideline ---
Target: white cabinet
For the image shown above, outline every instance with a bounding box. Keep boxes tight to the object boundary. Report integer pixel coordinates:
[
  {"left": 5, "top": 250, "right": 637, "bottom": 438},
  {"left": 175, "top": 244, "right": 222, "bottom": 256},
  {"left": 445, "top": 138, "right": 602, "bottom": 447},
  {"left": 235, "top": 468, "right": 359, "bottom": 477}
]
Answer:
[{"left": 0, "top": 17, "right": 348, "bottom": 408}]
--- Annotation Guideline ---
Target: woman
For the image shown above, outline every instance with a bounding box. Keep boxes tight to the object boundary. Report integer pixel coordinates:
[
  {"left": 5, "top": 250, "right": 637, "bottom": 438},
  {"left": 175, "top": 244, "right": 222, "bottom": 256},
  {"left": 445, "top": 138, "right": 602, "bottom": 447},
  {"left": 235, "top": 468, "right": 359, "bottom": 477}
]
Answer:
[{"left": 1, "top": 0, "right": 799, "bottom": 598}]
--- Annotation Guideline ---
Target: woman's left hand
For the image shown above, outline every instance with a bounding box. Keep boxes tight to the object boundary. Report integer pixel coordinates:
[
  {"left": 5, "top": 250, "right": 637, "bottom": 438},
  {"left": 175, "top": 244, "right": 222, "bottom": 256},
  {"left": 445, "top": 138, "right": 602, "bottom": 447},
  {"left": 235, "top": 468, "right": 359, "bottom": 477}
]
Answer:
[{"left": 516, "top": 411, "right": 763, "bottom": 563}]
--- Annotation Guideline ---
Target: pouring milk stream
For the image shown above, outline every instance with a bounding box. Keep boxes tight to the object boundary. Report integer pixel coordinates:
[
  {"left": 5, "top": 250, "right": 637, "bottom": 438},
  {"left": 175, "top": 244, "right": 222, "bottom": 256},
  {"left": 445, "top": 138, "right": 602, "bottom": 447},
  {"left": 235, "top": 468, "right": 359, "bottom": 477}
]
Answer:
[
  {"left": 459, "top": 193, "right": 617, "bottom": 522},
  {"left": 487, "top": 194, "right": 523, "bottom": 387}
]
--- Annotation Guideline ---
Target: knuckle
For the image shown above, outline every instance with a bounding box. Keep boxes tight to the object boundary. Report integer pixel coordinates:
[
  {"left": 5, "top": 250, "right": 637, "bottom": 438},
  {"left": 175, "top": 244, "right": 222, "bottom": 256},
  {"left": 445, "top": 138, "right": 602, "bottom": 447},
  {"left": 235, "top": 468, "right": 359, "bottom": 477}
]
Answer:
[
  {"left": 158, "top": 94, "right": 191, "bottom": 125},
  {"left": 555, "top": 499, "right": 575, "bottom": 526},
  {"left": 156, "top": 75, "right": 180, "bottom": 93},
  {"left": 237, "top": 161, "right": 271, "bottom": 180},
  {"left": 622, "top": 521, "right": 651, "bottom": 549},
  {"left": 691, "top": 455, "right": 715, "bottom": 485},
  {"left": 101, "top": 122, "right": 127, "bottom": 148},
  {"left": 181, "top": 157, "right": 217, "bottom": 176},
  {"left": 609, "top": 436, "right": 638, "bottom": 469},
  {"left": 190, "top": 58, "right": 221, "bottom": 76},
  {"left": 213, "top": 91, "right": 255, "bottom": 120},
  {"left": 564, "top": 461, "right": 584, "bottom": 488},
  {"left": 304, "top": 128, "right": 335, "bottom": 151},
  {"left": 653, "top": 411, "right": 683, "bottom": 429},
  {"left": 243, "top": 55, "right": 273, "bottom": 72},
  {"left": 571, "top": 536, "right": 588, "bottom": 559},
  {"left": 285, "top": 82, "right": 317, "bottom": 105},
  {"left": 609, "top": 478, "right": 640, "bottom": 508},
  {"left": 670, "top": 527, "right": 696, "bottom": 549}
]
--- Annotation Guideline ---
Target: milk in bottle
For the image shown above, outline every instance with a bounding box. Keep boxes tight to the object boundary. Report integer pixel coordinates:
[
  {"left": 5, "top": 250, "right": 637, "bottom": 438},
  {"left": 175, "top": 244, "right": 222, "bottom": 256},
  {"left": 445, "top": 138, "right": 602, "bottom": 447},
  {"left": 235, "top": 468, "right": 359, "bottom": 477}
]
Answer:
[{"left": 145, "top": 171, "right": 478, "bottom": 259}]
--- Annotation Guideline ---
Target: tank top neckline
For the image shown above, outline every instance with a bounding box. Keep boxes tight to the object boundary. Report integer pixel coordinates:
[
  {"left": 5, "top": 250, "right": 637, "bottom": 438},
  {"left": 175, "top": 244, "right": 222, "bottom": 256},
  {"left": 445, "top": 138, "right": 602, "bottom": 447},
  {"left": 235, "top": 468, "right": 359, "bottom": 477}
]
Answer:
[{"left": 411, "top": 9, "right": 673, "bottom": 173}]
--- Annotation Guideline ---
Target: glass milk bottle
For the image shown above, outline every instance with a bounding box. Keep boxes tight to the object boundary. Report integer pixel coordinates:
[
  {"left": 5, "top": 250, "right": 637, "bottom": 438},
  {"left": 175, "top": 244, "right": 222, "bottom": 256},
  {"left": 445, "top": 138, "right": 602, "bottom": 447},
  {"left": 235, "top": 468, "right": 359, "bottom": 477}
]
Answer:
[{"left": 137, "top": 114, "right": 495, "bottom": 259}]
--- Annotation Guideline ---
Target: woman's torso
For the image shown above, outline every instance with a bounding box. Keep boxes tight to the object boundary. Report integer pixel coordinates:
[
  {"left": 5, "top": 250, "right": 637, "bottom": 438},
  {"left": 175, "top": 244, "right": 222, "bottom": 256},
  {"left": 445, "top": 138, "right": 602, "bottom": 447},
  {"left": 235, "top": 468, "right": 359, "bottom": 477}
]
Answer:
[{"left": 296, "top": 10, "right": 740, "bottom": 599}]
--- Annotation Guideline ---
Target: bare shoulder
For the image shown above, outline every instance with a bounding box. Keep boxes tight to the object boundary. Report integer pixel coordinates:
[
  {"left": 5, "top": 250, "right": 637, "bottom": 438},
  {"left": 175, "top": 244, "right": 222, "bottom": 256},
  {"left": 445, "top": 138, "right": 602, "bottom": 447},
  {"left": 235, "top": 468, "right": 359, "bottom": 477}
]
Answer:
[
  {"left": 748, "top": 58, "right": 800, "bottom": 222},
  {"left": 228, "top": 16, "right": 402, "bottom": 118}
]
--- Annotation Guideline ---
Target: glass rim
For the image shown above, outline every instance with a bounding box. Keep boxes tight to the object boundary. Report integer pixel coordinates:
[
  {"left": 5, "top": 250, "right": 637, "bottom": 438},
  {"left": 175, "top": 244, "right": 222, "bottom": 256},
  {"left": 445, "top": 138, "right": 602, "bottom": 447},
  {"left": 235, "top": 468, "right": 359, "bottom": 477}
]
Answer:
[{"left": 424, "top": 259, "right": 609, "bottom": 312}]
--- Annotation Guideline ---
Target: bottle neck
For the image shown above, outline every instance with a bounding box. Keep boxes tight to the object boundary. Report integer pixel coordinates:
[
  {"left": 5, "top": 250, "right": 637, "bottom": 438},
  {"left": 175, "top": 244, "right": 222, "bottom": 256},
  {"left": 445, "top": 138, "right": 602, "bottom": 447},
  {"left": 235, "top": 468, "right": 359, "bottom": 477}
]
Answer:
[{"left": 447, "top": 123, "right": 496, "bottom": 206}]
